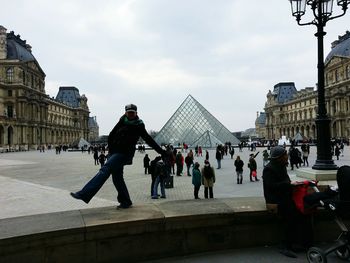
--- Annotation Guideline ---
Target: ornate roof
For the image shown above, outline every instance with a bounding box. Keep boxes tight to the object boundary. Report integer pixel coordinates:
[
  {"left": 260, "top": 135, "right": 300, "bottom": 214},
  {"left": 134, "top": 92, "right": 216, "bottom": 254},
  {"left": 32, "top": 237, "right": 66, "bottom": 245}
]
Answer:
[
  {"left": 325, "top": 31, "right": 350, "bottom": 64},
  {"left": 55, "top": 86, "right": 82, "bottom": 108},
  {"left": 6, "top": 31, "right": 36, "bottom": 62}
]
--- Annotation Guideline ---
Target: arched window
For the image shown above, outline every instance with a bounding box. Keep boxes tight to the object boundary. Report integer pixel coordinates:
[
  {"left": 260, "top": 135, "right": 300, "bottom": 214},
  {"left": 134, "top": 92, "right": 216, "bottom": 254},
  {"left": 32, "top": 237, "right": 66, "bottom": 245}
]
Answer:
[{"left": 6, "top": 67, "right": 14, "bottom": 82}]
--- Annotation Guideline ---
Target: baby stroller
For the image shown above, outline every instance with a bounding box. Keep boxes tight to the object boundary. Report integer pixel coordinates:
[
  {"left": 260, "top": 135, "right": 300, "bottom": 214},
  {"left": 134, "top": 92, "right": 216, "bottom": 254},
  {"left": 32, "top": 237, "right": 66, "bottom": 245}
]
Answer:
[{"left": 306, "top": 165, "right": 350, "bottom": 263}]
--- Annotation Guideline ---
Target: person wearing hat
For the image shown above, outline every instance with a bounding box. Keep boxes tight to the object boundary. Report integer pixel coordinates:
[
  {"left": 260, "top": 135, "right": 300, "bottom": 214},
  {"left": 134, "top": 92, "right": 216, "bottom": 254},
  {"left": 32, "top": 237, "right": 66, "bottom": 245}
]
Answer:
[
  {"left": 70, "top": 104, "right": 166, "bottom": 209},
  {"left": 248, "top": 152, "right": 259, "bottom": 182},
  {"left": 201, "top": 160, "right": 215, "bottom": 198},
  {"left": 262, "top": 146, "right": 313, "bottom": 258}
]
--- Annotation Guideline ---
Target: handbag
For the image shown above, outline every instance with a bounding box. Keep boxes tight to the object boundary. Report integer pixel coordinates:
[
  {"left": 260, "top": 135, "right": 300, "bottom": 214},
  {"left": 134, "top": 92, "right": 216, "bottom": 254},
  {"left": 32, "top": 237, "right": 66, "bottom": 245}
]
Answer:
[{"left": 252, "top": 170, "right": 257, "bottom": 177}]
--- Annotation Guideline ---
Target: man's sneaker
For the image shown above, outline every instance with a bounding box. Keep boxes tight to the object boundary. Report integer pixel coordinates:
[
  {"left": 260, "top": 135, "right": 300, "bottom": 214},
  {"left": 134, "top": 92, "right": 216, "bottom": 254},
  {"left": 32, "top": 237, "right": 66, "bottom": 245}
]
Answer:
[
  {"left": 70, "top": 192, "right": 89, "bottom": 204},
  {"left": 116, "top": 204, "right": 132, "bottom": 209},
  {"left": 160, "top": 196, "right": 166, "bottom": 199}
]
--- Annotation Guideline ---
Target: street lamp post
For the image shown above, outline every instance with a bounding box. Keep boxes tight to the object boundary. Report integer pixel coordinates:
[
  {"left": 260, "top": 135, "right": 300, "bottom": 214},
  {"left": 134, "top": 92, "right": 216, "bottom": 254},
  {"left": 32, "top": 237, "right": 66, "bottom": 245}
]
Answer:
[{"left": 289, "top": 0, "right": 350, "bottom": 170}]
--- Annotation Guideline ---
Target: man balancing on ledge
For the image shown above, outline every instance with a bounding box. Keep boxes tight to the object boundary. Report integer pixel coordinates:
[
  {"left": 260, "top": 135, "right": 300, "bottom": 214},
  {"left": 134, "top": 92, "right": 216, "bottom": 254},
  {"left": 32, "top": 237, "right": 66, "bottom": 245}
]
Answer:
[{"left": 70, "top": 104, "right": 166, "bottom": 209}]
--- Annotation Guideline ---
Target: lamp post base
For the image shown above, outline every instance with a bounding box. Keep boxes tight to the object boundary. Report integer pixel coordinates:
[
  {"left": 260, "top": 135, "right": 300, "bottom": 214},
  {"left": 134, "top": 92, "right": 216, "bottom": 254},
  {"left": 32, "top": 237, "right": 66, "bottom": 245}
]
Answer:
[
  {"left": 312, "top": 160, "right": 338, "bottom": 170},
  {"left": 296, "top": 167, "right": 337, "bottom": 181}
]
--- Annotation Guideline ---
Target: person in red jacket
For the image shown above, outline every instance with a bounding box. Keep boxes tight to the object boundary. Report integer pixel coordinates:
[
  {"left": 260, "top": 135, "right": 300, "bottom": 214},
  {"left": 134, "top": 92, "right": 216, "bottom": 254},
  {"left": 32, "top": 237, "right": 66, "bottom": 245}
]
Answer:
[{"left": 71, "top": 104, "right": 165, "bottom": 209}]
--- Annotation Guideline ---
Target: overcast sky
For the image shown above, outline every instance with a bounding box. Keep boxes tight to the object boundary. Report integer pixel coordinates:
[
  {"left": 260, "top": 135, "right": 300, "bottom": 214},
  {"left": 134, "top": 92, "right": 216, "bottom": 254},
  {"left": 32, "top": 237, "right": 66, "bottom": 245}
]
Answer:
[{"left": 2, "top": 0, "right": 350, "bottom": 135}]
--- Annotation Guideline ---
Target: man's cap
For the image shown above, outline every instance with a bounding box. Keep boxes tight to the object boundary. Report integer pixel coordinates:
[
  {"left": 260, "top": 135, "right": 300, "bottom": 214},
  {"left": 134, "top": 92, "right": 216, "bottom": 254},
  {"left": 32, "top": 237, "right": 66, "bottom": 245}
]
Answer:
[
  {"left": 125, "top": 104, "right": 137, "bottom": 112},
  {"left": 270, "top": 146, "right": 287, "bottom": 159}
]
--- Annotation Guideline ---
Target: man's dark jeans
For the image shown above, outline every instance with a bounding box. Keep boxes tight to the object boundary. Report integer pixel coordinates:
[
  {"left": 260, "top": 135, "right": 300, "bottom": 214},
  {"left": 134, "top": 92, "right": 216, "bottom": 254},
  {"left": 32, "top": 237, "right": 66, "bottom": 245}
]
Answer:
[{"left": 76, "top": 152, "right": 133, "bottom": 206}]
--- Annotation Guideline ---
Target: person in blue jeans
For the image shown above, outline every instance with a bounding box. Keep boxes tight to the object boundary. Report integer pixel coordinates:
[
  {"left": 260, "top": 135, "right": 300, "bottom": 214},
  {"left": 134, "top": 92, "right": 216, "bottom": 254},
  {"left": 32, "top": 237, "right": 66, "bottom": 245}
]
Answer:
[
  {"left": 152, "top": 159, "right": 167, "bottom": 199},
  {"left": 70, "top": 104, "right": 165, "bottom": 209}
]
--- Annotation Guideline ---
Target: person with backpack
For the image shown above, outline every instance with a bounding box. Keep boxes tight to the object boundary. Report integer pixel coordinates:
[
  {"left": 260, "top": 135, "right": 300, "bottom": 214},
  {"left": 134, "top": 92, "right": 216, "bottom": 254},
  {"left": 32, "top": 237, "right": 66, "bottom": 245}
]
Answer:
[
  {"left": 149, "top": 156, "right": 162, "bottom": 197},
  {"left": 234, "top": 155, "right": 244, "bottom": 184},
  {"left": 201, "top": 160, "right": 215, "bottom": 198},
  {"left": 152, "top": 158, "right": 168, "bottom": 199},
  {"left": 98, "top": 151, "right": 106, "bottom": 168},
  {"left": 192, "top": 162, "right": 202, "bottom": 199}
]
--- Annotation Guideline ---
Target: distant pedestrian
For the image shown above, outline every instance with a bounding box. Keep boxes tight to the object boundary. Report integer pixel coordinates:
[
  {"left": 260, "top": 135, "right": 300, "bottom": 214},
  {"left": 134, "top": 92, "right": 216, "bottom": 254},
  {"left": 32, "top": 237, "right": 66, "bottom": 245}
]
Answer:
[
  {"left": 185, "top": 152, "right": 194, "bottom": 176},
  {"left": 201, "top": 160, "right": 215, "bottom": 198},
  {"left": 175, "top": 151, "right": 184, "bottom": 176},
  {"left": 192, "top": 162, "right": 202, "bottom": 199},
  {"left": 229, "top": 147, "right": 235, "bottom": 159},
  {"left": 143, "top": 154, "right": 150, "bottom": 174},
  {"left": 340, "top": 142, "right": 344, "bottom": 156},
  {"left": 98, "top": 152, "right": 106, "bottom": 168},
  {"left": 215, "top": 146, "right": 222, "bottom": 169},
  {"left": 288, "top": 146, "right": 299, "bottom": 170},
  {"left": 198, "top": 146, "right": 203, "bottom": 157},
  {"left": 248, "top": 152, "right": 259, "bottom": 182},
  {"left": 93, "top": 148, "right": 99, "bottom": 165},
  {"left": 335, "top": 145, "right": 341, "bottom": 160},
  {"left": 205, "top": 150, "right": 209, "bottom": 161},
  {"left": 234, "top": 155, "right": 244, "bottom": 184}
]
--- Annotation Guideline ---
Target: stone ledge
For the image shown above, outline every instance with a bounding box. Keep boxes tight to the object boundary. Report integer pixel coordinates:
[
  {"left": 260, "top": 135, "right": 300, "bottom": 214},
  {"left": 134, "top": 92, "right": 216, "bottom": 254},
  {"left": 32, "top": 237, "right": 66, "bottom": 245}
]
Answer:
[
  {"left": 296, "top": 167, "right": 337, "bottom": 181},
  {"left": 0, "top": 197, "right": 343, "bottom": 263}
]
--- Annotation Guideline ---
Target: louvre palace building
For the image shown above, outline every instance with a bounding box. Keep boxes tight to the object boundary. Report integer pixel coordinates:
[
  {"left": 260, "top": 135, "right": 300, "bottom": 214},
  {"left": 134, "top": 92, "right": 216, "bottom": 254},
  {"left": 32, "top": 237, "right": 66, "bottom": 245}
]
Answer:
[
  {"left": 0, "top": 25, "right": 98, "bottom": 151},
  {"left": 256, "top": 31, "right": 350, "bottom": 142}
]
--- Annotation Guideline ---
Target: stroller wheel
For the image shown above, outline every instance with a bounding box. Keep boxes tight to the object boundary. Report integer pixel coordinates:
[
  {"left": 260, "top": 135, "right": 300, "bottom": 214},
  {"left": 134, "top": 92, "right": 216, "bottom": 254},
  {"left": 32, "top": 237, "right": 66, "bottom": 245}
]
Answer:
[
  {"left": 307, "top": 247, "right": 327, "bottom": 263},
  {"left": 335, "top": 245, "right": 350, "bottom": 260}
]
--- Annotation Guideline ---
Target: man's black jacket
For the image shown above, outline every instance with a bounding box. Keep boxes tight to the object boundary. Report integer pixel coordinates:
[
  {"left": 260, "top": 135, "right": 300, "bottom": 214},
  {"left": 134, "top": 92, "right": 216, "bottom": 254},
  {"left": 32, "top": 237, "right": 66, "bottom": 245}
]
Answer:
[
  {"left": 262, "top": 160, "right": 293, "bottom": 206},
  {"left": 108, "top": 115, "right": 163, "bottom": 156}
]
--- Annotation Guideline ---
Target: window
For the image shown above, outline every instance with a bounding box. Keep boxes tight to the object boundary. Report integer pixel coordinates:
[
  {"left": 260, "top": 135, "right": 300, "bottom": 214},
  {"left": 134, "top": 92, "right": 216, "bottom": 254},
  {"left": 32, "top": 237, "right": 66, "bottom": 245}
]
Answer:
[
  {"left": 335, "top": 69, "right": 339, "bottom": 82},
  {"left": 8, "top": 90, "right": 12, "bottom": 97},
  {"left": 22, "top": 71, "right": 26, "bottom": 84},
  {"left": 7, "top": 105, "right": 13, "bottom": 118},
  {"left": 6, "top": 67, "right": 14, "bottom": 82}
]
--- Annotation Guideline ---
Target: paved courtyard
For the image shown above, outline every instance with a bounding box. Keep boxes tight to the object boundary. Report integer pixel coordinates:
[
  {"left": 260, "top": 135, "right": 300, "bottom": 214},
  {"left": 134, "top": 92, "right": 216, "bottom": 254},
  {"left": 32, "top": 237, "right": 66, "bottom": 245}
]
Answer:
[{"left": 0, "top": 145, "right": 348, "bottom": 219}]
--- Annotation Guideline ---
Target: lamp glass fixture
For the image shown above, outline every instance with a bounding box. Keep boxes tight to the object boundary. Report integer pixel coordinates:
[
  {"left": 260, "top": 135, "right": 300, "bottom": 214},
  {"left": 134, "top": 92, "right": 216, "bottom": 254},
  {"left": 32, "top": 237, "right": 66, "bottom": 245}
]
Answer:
[
  {"left": 320, "top": 0, "right": 334, "bottom": 16},
  {"left": 290, "top": 0, "right": 307, "bottom": 16}
]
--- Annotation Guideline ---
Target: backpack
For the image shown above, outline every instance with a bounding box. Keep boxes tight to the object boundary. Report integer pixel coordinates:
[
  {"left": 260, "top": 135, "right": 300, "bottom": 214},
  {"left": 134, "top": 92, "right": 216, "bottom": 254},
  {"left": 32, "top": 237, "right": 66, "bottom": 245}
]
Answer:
[{"left": 155, "top": 161, "right": 167, "bottom": 179}]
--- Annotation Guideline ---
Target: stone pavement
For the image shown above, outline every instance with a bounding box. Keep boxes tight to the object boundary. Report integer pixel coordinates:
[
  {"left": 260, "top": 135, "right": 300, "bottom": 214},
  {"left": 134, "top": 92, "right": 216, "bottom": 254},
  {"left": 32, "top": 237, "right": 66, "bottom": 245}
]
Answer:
[
  {"left": 146, "top": 245, "right": 345, "bottom": 262},
  {"left": 0, "top": 145, "right": 348, "bottom": 219},
  {"left": 0, "top": 146, "right": 349, "bottom": 262}
]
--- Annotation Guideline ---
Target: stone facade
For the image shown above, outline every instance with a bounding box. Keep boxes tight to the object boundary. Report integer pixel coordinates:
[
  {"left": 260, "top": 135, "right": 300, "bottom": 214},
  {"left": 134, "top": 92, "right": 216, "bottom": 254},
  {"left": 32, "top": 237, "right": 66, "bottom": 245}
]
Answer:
[
  {"left": 88, "top": 116, "right": 99, "bottom": 142},
  {"left": 0, "top": 26, "right": 92, "bottom": 151},
  {"left": 258, "top": 31, "right": 350, "bottom": 141}
]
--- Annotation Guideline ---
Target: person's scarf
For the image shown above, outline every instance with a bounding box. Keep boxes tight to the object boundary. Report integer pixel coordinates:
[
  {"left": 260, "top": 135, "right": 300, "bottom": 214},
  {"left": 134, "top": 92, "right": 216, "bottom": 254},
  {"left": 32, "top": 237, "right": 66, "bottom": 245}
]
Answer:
[{"left": 123, "top": 116, "right": 143, "bottom": 125}]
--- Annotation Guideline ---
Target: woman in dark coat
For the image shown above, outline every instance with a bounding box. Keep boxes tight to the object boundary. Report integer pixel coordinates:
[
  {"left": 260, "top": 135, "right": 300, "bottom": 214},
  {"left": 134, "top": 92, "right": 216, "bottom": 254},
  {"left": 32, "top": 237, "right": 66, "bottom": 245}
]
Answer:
[{"left": 143, "top": 154, "right": 150, "bottom": 174}]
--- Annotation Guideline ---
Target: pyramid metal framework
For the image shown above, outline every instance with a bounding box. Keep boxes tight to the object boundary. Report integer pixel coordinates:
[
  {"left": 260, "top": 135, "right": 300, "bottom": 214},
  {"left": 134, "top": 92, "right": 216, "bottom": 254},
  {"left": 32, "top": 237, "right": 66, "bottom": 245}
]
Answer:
[{"left": 154, "top": 95, "right": 240, "bottom": 147}]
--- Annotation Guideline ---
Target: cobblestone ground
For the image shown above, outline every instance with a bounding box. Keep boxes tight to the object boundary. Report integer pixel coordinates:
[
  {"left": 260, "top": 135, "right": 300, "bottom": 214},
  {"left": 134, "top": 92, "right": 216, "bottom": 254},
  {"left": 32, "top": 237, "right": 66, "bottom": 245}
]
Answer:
[{"left": 0, "top": 145, "right": 348, "bottom": 219}]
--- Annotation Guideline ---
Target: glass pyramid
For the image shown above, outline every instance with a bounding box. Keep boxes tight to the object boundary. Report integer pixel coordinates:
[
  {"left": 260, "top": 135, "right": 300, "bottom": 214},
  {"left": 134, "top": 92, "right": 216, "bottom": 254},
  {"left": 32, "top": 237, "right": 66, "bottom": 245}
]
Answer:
[{"left": 154, "top": 95, "right": 240, "bottom": 147}]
